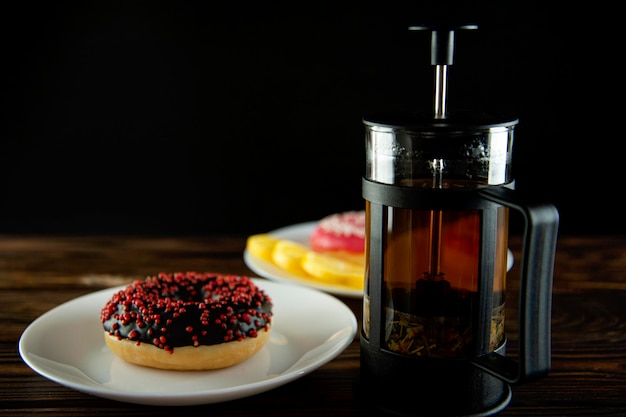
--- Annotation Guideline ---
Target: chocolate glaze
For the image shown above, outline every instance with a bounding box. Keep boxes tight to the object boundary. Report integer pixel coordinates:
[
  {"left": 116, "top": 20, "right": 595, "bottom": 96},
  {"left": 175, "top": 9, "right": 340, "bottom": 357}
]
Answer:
[{"left": 100, "top": 272, "right": 273, "bottom": 353}]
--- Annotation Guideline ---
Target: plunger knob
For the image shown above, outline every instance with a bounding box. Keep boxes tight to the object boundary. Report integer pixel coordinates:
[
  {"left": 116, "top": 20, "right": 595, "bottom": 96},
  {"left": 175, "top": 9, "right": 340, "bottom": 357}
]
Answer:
[{"left": 409, "top": 24, "right": 477, "bottom": 118}]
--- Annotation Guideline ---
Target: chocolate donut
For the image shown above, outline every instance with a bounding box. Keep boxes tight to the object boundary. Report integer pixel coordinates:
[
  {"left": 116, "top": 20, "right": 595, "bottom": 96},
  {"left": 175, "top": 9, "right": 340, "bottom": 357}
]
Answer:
[{"left": 100, "top": 272, "right": 272, "bottom": 370}]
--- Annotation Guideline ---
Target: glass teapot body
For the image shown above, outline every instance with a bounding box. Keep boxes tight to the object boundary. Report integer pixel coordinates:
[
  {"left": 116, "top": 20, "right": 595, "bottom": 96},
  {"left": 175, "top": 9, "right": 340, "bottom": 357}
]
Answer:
[{"left": 359, "top": 113, "right": 559, "bottom": 416}]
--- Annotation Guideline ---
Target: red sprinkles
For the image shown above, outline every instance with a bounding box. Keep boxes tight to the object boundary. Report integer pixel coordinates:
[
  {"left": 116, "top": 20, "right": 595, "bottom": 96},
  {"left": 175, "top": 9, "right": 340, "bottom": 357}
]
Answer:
[{"left": 100, "top": 272, "right": 273, "bottom": 354}]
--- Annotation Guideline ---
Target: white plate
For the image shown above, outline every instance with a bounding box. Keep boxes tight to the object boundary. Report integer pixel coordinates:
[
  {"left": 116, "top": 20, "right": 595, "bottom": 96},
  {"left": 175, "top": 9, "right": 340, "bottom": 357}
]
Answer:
[
  {"left": 19, "top": 279, "right": 357, "bottom": 406},
  {"left": 244, "top": 222, "right": 364, "bottom": 299},
  {"left": 244, "top": 222, "right": 514, "bottom": 299}
]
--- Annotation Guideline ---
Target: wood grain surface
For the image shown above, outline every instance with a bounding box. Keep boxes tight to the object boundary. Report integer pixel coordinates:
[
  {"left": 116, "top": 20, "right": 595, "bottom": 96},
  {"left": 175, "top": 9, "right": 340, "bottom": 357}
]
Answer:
[{"left": 1, "top": 234, "right": 625, "bottom": 416}]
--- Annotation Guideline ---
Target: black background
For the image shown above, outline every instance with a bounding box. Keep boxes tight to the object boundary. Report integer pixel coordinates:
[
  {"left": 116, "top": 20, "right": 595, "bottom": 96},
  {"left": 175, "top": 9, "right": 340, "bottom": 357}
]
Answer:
[{"left": 1, "top": 2, "right": 622, "bottom": 236}]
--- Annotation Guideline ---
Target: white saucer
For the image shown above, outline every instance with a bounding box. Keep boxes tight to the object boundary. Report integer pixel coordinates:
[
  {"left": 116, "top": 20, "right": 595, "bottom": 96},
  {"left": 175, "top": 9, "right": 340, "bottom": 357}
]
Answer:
[
  {"left": 244, "top": 222, "right": 514, "bottom": 299},
  {"left": 19, "top": 279, "right": 357, "bottom": 406}
]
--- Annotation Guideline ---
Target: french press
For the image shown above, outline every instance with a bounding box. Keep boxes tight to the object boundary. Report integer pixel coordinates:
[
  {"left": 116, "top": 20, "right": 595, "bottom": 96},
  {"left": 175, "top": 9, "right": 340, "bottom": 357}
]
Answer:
[{"left": 359, "top": 25, "right": 559, "bottom": 416}]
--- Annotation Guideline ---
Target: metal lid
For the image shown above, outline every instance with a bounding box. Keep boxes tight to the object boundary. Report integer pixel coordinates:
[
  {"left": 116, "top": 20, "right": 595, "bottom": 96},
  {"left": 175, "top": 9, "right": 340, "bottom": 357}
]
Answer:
[{"left": 363, "top": 110, "right": 519, "bottom": 132}]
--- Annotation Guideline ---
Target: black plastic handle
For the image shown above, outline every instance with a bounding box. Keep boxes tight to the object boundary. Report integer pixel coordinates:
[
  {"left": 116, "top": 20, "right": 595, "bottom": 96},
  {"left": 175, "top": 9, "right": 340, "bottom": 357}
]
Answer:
[{"left": 472, "top": 187, "right": 560, "bottom": 384}]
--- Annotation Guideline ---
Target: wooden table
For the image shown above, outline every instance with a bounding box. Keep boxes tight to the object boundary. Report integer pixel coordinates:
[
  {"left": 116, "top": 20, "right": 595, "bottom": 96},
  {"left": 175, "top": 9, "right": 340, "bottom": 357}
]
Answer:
[{"left": 1, "top": 234, "right": 625, "bottom": 416}]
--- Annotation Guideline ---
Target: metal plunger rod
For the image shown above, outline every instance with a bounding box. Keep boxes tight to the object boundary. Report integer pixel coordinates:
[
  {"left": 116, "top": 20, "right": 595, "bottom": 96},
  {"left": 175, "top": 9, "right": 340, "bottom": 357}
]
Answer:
[
  {"left": 428, "top": 158, "right": 445, "bottom": 278},
  {"left": 429, "top": 29, "right": 455, "bottom": 274},
  {"left": 431, "top": 30, "right": 454, "bottom": 118},
  {"left": 434, "top": 64, "right": 448, "bottom": 118},
  {"left": 409, "top": 24, "right": 477, "bottom": 279},
  {"left": 429, "top": 29, "right": 455, "bottom": 273},
  {"left": 409, "top": 25, "right": 477, "bottom": 117},
  {"left": 428, "top": 210, "right": 444, "bottom": 277}
]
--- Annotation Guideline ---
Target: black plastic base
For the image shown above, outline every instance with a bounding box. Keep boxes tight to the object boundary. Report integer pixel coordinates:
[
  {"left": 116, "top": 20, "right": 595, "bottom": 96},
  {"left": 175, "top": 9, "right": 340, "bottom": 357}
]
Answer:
[
  {"left": 359, "top": 335, "right": 512, "bottom": 417},
  {"left": 354, "top": 377, "right": 511, "bottom": 417}
]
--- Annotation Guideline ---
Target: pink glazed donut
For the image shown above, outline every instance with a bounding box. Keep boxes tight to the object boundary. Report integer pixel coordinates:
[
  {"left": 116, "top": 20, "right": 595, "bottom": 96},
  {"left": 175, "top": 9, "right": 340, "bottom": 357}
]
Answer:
[{"left": 310, "top": 211, "right": 366, "bottom": 254}]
